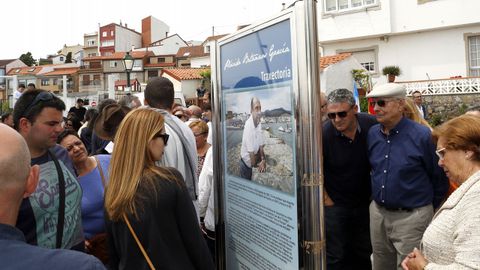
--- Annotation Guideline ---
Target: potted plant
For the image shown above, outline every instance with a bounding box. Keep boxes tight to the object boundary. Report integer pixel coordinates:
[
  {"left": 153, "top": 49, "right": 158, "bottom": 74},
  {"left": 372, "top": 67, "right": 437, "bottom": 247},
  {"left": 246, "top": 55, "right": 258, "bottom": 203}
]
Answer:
[
  {"left": 382, "top": 65, "right": 401, "bottom": 83},
  {"left": 351, "top": 69, "right": 371, "bottom": 95}
]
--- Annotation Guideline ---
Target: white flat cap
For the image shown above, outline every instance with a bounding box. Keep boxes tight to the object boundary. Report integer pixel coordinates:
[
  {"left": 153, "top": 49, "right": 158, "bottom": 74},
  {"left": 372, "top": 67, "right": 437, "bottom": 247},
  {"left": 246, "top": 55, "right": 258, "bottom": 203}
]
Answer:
[{"left": 366, "top": 83, "right": 406, "bottom": 98}]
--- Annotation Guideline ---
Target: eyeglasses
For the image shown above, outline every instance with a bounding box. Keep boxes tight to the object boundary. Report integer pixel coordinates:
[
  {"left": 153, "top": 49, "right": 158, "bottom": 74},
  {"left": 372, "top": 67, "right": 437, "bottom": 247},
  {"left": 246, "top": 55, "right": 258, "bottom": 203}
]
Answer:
[
  {"left": 435, "top": 147, "right": 446, "bottom": 160},
  {"left": 22, "top": 91, "right": 56, "bottom": 116},
  {"left": 369, "top": 99, "right": 394, "bottom": 108},
  {"left": 154, "top": 133, "right": 169, "bottom": 145},
  {"left": 327, "top": 111, "right": 349, "bottom": 119}
]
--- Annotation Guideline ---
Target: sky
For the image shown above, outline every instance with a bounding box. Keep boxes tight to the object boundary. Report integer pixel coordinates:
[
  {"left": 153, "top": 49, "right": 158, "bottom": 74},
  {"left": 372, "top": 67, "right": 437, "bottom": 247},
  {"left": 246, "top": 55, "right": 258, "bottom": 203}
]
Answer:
[
  {"left": 226, "top": 86, "right": 292, "bottom": 114},
  {"left": 0, "top": 0, "right": 293, "bottom": 60}
]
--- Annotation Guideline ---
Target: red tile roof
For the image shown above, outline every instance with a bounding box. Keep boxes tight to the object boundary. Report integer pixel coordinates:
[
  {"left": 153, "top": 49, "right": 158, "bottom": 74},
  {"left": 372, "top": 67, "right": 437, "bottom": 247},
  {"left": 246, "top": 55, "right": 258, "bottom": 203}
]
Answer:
[
  {"left": 7, "top": 66, "right": 43, "bottom": 75},
  {"left": 42, "top": 68, "right": 79, "bottom": 76},
  {"left": 144, "top": 62, "right": 176, "bottom": 68},
  {"left": 319, "top": 53, "right": 352, "bottom": 69},
  {"left": 83, "top": 51, "right": 153, "bottom": 61},
  {"left": 176, "top": 46, "right": 208, "bottom": 58},
  {"left": 162, "top": 68, "right": 209, "bottom": 81}
]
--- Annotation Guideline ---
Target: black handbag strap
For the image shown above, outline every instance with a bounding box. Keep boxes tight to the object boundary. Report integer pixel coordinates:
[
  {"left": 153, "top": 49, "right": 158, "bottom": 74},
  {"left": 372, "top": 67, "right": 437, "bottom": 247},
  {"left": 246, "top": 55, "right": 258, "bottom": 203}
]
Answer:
[{"left": 47, "top": 149, "right": 66, "bottom": 249}]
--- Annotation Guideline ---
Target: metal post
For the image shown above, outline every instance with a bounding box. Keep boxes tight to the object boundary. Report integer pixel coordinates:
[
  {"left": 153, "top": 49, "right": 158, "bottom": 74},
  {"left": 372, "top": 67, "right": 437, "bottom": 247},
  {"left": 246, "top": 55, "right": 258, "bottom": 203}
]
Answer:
[
  {"left": 126, "top": 71, "right": 131, "bottom": 92},
  {"left": 62, "top": 75, "right": 68, "bottom": 101},
  {"left": 299, "top": 0, "right": 325, "bottom": 269}
]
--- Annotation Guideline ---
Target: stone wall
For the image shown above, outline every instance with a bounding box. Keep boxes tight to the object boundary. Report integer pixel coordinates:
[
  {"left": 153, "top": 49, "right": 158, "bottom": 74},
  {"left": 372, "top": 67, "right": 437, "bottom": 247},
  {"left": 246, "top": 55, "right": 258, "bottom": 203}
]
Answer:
[{"left": 422, "top": 93, "right": 480, "bottom": 126}]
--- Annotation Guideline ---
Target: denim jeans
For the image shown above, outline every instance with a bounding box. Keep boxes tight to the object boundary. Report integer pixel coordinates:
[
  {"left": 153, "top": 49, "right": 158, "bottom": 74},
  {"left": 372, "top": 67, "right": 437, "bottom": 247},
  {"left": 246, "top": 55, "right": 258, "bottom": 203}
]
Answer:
[
  {"left": 325, "top": 204, "right": 372, "bottom": 270},
  {"left": 239, "top": 158, "right": 252, "bottom": 180}
]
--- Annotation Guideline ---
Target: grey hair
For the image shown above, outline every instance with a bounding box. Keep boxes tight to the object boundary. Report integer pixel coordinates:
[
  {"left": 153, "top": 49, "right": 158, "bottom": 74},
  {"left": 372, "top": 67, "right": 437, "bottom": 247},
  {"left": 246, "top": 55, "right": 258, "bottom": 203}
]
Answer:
[{"left": 327, "top": 88, "right": 355, "bottom": 106}]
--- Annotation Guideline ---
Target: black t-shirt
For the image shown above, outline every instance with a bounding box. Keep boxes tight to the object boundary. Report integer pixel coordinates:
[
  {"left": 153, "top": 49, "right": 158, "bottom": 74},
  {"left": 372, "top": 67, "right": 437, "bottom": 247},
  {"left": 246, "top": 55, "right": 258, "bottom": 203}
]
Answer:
[
  {"left": 68, "top": 106, "right": 86, "bottom": 121},
  {"left": 322, "top": 113, "right": 377, "bottom": 207}
]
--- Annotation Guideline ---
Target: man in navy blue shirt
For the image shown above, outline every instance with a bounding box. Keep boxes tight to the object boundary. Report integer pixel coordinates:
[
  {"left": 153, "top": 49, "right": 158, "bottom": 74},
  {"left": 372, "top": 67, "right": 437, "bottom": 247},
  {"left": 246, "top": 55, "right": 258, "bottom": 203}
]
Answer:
[
  {"left": 0, "top": 124, "right": 104, "bottom": 269},
  {"left": 366, "top": 83, "right": 448, "bottom": 270},
  {"left": 323, "top": 88, "right": 376, "bottom": 270}
]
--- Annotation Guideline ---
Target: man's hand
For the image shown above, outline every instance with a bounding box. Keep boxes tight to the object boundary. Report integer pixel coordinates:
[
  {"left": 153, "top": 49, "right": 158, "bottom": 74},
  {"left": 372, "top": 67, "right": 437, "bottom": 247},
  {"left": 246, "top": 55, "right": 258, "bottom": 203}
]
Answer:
[
  {"left": 258, "top": 159, "right": 266, "bottom": 173},
  {"left": 324, "top": 191, "right": 334, "bottom": 207}
]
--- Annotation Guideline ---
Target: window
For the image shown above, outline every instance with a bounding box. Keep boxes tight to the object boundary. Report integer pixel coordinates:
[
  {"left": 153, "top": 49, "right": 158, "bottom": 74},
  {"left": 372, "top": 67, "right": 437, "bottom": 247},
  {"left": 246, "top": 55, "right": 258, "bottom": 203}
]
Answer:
[
  {"left": 324, "top": 0, "right": 377, "bottom": 13},
  {"left": 157, "top": 57, "right": 165, "bottom": 63},
  {"left": 351, "top": 49, "right": 377, "bottom": 73},
  {"left": 101, "top": 40, "right": 114, "bottom": 47},
  {"left": 338, "top": 47, "right": 378, "bottom": 74},
  {"left": 133, "top": 60, "right": 142, "bottom": 68},
  {"left": 59, "top": 57, "right": 64, "bottom": 61},
  {"left": 102, "top": 31, "right": 107, "bottom": 37},
  {"left": 468, "top": 35, "right": 480, "bottom": 77},
  {"left": 82, "top": 75, "right": 91, "bottom": 85},
  {"left": 53, "top": 79, "right": 58, "bottom": 85},
  {"left": 110, "top": 30, "right": 114, "bottom": 36},
  {"left": 41, "top": 79, "right": 49, "bottom": 86},
  {"left": 93, "top": 74, "right": 101, "bottom": 85},
  {"left": 87, "top": 39, "right": 96, "bottom": 46},
  {"left": 109, "top": 61, "right": 118, "bottom": 68},
  {"left": 148, "top": 70, "right": 158, "bottom": 78}
]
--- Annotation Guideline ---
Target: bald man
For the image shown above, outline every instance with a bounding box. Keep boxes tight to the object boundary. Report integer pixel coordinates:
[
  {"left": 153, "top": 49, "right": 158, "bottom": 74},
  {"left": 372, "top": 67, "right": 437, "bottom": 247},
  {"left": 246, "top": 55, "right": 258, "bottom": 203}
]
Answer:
[
  {"left": 0, "top": 125, "right": 105, "bottom": 269},
  {"left": 240, "top": 96, "right": 266, "bottom": 180}
]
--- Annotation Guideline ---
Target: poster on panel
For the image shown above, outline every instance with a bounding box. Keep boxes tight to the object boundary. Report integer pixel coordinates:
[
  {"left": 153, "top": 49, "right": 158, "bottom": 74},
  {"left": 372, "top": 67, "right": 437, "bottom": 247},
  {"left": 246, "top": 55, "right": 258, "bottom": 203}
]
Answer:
[{"left": 219, "top": 17, "right": 299, "bottom": 270}]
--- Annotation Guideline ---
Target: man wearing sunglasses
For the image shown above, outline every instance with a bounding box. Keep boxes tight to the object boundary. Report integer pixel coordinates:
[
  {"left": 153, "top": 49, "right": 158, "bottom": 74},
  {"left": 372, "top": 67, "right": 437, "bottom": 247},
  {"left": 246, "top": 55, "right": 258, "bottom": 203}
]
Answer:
[
  {"left": 12, "top": 90, "right": 84, "bottom": 251},
  {"left": 366, "top": 84, "right": 448, "bottom": 270},
  {"left": 322, "top": 88, "right": 376, "bottom": 270}
]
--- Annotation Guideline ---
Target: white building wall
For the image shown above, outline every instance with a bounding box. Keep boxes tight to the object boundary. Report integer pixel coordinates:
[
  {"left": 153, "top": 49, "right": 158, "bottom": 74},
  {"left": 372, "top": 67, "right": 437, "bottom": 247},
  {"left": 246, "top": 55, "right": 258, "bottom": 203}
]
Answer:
[
  {"left": 191, "top": 56, "right": 210, "bottom": 68},
  {"left": 321, "top": 57, "right": 365, "bottom": 94},
  {"left": 150, "top": 17, "right": 170, "bottom": 42},
  {"left": 135, "top": 35, "right": 187, "bottom": 55},
  {"left": 115, "top": 25, "right": 142, "bottom": 52},
  {"left": 322, "top": 24, "right": 480, "bottom": 83},
  {"left": 181, "top": 80, "right": 198, "bottom": 99},
  {"left": 161, "top": 73, "right": 183, "bottom": 92},
  {"left": 391, "top": 0, "right": 480, "bottom": 33},
  {"left": 318, "top": 0, "right": 392, "bottom": 42},
  {"left": 6, "top": 59, "right": 27, "bottom": 72},
  {"left": 318, "top": 0, "right": 480, "bottom": 42}
]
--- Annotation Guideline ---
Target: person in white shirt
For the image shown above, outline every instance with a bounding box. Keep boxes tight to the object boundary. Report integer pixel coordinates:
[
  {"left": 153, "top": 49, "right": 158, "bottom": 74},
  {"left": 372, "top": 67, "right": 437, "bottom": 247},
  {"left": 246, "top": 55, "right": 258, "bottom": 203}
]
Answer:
[
  {"left": 412, "top": 90, "right": 428, "bottom": 120},
  {"left": 198, "top": 147, "right": 215, "bottom": 260},
  {"left": 13, "top": 84, "right": 25, "bottom": 107},
  {"left": 240, "top": 96, "right": 266, "bottom": 180}
]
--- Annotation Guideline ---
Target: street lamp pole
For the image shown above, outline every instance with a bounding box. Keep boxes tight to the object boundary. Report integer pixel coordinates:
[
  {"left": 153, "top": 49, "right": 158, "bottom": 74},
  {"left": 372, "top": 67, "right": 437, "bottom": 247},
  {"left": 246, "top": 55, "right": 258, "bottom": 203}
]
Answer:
[{"left": 123, "top": 52, "right": 134, "bottom": 93}]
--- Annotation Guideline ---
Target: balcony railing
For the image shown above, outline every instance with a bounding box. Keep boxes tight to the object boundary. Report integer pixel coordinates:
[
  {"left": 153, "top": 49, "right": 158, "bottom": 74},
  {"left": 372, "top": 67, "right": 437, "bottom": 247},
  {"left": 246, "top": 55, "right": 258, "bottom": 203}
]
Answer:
[{"left": 397, "top": 77, "right": 480, "bottom": 96}]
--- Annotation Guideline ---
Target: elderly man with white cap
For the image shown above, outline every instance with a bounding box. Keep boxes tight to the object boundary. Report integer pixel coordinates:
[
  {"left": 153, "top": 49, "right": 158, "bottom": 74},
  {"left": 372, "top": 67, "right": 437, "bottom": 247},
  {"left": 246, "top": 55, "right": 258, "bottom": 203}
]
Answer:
[{"left": 366, "top": 83, "right": 448, "bottom": 270}]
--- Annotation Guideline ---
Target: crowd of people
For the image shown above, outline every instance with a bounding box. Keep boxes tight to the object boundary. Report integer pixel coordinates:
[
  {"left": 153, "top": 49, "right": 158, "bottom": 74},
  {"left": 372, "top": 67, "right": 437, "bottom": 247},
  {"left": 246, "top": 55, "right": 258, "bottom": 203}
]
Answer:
[
  {"left": 0, "top": 77, "right": 215, "bottom": 269},
  {"left": 322, "top": 84, "right": 480, "bottom": 270},
  {"left": 1, "top": 75, "right": 480, "bottom": 270}
]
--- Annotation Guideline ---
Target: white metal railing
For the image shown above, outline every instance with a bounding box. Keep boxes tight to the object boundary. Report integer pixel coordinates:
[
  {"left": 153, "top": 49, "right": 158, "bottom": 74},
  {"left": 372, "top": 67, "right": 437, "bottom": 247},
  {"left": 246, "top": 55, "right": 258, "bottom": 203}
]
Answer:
[{"left": 397, "top": 77, "right": 480, "bottom": 96}]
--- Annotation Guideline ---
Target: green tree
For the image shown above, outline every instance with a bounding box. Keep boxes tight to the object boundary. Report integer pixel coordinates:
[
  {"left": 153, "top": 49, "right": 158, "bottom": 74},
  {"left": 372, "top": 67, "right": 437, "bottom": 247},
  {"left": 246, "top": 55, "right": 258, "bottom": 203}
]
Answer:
[
  {"left": 19, "top": 52, "right": 37, "bottom": 66},
  {"left": 65, "top": 52, "right": 72, "bottom": 63}
]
